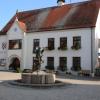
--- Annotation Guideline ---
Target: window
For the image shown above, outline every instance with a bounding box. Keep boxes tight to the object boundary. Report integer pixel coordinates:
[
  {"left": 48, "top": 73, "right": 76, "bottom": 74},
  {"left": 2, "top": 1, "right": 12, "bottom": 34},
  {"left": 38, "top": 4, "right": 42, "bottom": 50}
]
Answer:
[
  {"left": 71, "top": 36, "right": 81, "bottom": 50},
  {"left": 59, "top": 57, "right": 67, "bottom": 71},
  {"left": 9, "top": 39, "right": 22, "bottom": 49},
  {"left": 33, "top": 39, "right": 40, "bottom": 53},
  {"left": 72, "top": 57, "right": 81, "bottom": 71},
  {"left": 58, "top": 37, "right": 67, "bottom": 50},
  {"left": 48, "top": 38, "right": 54, "bottom": 50},
  {"left": 46, "top": 57, "right": 54, "bottom": 70}
]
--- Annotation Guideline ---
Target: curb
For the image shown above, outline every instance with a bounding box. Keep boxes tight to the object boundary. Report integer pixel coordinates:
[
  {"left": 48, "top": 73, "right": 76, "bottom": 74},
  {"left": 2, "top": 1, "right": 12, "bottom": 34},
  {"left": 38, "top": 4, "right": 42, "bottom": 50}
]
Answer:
[{"left": 9, "top": 80, "right": 67, "bottom": 88}]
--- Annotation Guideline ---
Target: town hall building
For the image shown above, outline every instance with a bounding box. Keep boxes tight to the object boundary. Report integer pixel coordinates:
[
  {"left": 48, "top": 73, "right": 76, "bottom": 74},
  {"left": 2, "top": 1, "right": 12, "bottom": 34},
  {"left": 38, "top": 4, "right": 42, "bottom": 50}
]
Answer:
[{"left": 0, "top": 0, "right": 100, "bottom": 74}]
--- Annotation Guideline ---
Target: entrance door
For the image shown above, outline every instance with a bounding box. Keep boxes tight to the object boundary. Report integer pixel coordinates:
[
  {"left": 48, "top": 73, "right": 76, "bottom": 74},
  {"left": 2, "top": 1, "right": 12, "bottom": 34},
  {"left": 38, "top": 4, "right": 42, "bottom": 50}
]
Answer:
[{"left": 9, "top": 57, "right": 20, "bottom": 70}]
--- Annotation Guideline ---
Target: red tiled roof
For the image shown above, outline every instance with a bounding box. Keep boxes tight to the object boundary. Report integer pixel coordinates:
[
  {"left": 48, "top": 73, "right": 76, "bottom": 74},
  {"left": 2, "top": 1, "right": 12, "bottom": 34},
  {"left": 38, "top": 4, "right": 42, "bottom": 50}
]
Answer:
[{"left": 1, "top": 0, "right": 100, "bottom": 33}]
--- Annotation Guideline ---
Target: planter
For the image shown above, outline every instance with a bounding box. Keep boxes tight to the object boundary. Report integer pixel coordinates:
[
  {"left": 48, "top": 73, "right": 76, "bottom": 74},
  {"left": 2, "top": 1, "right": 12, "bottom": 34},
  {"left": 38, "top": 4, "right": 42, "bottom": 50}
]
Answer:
[
  {"left": 58, "top": 47, "right": 68, "bottom": 50},
  {"left": 71, "top": 46, "right": 81, "bottom": 50},
  {"left": 45, "top": 47, "right": 54, "bottom": 51}
]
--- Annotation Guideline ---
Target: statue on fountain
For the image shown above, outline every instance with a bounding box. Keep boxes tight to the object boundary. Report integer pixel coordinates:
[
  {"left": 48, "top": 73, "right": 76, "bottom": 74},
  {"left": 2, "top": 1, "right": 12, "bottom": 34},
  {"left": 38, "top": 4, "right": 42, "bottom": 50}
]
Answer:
[{"left": 32, "top": 47, "right": 44, "bottom": 72}]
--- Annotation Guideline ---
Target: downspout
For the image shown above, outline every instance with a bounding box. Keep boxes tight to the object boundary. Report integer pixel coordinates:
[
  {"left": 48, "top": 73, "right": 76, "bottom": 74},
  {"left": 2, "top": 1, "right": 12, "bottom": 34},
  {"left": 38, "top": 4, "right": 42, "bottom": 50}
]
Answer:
[
  {"left": 22, "top": 32, "right": 26, "bottom": 70},
  {"left": 91, "top": 27, "right": 93, "bottom": 73}
]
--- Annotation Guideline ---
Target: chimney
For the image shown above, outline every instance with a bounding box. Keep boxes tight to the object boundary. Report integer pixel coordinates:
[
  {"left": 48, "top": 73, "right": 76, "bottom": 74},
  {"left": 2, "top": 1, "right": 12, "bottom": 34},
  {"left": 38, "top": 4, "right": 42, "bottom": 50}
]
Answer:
[{"left": 57, "top": 0, "right": 65, "bottom": 6}]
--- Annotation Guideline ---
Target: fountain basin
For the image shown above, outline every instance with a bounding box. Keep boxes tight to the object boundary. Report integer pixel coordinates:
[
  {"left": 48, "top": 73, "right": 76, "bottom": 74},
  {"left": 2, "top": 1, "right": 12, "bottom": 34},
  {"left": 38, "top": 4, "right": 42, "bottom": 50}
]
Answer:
[{"left": 21, "top": 71, "right": 55, "bottom": 84}]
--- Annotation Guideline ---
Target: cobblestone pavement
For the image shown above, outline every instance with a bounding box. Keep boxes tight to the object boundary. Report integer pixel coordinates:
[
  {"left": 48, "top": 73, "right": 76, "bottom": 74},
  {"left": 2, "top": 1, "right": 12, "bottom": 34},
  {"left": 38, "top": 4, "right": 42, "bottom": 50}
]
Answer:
[{"left": 0, "top": 72, "right": 100, "bottom": 100}]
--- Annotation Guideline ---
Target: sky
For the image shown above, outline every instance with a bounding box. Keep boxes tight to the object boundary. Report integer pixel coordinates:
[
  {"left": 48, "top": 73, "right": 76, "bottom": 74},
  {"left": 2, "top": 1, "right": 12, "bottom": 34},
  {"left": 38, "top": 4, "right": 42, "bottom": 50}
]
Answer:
[{"left": 0, "top": 0, "right": 87, "bottom": 30}]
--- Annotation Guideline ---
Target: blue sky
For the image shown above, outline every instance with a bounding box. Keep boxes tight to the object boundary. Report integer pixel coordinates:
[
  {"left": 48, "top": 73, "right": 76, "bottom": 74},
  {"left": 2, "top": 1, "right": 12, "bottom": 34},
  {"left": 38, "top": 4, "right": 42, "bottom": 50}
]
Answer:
[{"left": 0, "top": 0, "right": 87, "bottom": 30}]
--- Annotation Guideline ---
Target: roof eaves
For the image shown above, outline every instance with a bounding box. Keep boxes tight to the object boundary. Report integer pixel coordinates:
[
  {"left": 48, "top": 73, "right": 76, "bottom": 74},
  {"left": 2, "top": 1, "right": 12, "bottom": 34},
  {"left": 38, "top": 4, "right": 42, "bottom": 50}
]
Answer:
[{"left": 26, "top": 25, "right": 96, "bottom": 33}]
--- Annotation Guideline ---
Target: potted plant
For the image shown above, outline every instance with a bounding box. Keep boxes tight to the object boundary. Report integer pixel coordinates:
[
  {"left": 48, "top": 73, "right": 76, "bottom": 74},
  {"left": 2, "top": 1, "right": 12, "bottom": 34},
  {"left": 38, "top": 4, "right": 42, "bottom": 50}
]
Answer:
[
  {"left": 71, "top": 42, "right": 81, "bottom": 50},
  {"left": 45, "top": 46, "right": 54, "bottom": 50}
]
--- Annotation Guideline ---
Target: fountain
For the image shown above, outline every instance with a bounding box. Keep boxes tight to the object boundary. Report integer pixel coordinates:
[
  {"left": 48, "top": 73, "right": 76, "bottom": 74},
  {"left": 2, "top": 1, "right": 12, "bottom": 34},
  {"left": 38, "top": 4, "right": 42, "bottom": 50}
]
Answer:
[
  {"left": 9, "top": 47, "right": 65, "bottom": 87},
  {"left": 21, "top": 47, "right": 56, "bottom": 85}
]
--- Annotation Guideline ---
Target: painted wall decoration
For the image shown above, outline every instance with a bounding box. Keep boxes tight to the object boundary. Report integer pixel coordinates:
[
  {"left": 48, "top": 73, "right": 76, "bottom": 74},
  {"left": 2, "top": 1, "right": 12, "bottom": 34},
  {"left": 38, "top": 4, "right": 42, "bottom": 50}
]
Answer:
[{"left": 2, "top": 42, "right": 7, "bottom": 50}]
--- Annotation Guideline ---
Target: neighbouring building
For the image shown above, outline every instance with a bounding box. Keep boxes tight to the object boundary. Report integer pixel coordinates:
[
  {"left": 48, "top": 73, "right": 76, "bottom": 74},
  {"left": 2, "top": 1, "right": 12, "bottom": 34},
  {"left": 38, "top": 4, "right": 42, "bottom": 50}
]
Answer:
[{"left": 0, "top": 0, "right": 100, "bottom": 74}]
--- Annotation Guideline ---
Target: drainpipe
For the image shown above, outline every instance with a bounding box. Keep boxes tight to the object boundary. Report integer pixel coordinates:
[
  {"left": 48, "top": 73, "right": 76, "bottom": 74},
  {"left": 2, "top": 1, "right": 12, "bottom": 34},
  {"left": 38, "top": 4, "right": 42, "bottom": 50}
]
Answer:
[{"left": 91, "top": 27, "right": 93, "bottom": 74}]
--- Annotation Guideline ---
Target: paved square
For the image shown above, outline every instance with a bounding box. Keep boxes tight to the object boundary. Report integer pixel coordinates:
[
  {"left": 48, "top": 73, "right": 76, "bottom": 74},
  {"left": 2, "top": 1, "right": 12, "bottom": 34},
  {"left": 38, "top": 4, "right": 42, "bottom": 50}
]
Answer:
[{"left": 0, "top": 72, "right": 100, "bottom": 100}]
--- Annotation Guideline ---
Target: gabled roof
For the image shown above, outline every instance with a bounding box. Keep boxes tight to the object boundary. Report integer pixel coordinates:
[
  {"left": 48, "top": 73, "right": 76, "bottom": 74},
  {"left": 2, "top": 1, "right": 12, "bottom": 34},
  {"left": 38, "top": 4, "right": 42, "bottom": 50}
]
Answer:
[{"left": 1, "top": 0, "right": 100, "bottom": 33}]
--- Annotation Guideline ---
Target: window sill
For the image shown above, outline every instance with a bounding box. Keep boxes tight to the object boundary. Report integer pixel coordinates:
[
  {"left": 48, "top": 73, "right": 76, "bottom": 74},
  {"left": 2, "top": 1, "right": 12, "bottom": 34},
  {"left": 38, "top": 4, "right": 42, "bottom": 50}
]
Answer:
[{"left": 8, "top": 49, "right": 22, "bottom": 50}]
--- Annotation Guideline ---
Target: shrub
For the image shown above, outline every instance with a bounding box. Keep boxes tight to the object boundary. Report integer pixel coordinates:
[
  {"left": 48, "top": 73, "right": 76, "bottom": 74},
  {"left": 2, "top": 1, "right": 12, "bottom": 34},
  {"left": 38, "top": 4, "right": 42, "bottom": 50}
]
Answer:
[{"left": 16, "top": 68, "right": 22, "bottom": 73}]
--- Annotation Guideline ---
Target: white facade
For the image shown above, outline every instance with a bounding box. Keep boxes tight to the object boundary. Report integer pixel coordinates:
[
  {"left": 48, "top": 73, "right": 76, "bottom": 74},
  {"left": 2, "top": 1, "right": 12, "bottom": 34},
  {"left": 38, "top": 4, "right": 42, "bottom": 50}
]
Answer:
[
  {"left": 0, "top": 19, "right": 98, "bottom": 73},
  {"left": 26, "top": 28, "right": 92, "bottom": 71}
]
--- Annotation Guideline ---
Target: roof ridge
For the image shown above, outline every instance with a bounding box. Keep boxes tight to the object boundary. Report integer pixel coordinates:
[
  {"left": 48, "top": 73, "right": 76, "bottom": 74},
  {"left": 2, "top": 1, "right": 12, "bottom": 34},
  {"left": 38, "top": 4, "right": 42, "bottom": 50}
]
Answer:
[{"left": 17, "top": 0, "right": 93, "bottom": 15}]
